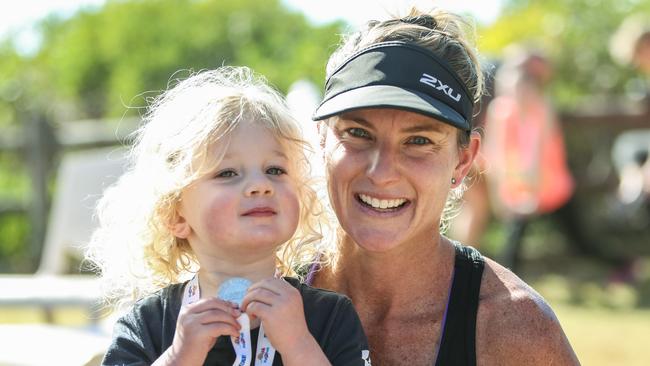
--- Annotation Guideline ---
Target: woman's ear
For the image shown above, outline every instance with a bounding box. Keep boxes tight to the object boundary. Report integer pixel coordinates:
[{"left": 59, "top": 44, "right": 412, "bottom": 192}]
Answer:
[{"left": 453, "top": 131, "right": 481, "bottom": 185}]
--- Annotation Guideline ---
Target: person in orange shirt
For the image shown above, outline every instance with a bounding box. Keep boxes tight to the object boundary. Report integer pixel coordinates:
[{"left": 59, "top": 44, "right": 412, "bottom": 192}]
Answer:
[{"left": 483, "top": 46, "right": 576, "bottom": 272}]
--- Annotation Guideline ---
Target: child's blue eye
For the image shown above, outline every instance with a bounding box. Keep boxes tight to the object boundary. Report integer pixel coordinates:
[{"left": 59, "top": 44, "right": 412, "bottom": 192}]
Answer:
[
  {"left": 266, "top": 166, "right": 286, "bottom": 176},
  {"left": 407, "top": 136, "right": 432, "bottom": 145},
  {"left": 346, "top": 127, "right": 371, "bottom": 139},
  {"left": 216, "top": 169, "right": 237, "bottom": 178}
]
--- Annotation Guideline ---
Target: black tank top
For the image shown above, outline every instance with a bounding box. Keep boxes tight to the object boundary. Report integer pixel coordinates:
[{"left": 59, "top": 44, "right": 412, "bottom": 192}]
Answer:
[
  {"left": 435, "top": 243, "right": 485, "bottom": 366},
  {"left": 304, "top": 242, "right": 484, "bottom": 365}
]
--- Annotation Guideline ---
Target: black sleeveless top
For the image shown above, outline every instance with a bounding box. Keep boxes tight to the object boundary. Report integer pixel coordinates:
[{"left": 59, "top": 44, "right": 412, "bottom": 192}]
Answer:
[
  {"left": 435, "top": 243, "right": 485, "bottom": 366},
  {"left": 305, "top": 242, "right": 484, "bottom": 366}
]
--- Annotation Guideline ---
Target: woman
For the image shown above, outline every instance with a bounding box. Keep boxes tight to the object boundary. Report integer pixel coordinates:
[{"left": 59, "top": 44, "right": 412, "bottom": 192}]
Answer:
[{"left": 309, "top": 8, "right": 580, "bottom": 365}]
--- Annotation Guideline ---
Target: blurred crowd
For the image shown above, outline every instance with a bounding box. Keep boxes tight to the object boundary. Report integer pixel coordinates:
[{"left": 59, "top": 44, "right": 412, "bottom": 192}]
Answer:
[{"left": 449, "top": 14, "right": 650, "bottom": 278}]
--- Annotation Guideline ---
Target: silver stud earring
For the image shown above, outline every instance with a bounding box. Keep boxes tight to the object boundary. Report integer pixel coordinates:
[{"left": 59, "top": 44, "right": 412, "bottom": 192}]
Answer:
[{"left": 451, "top": 178, "right": 457, "bottom": 185}]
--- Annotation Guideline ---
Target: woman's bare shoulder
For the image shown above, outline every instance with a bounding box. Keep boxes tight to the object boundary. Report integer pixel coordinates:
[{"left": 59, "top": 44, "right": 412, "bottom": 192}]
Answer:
[{"left": 474, "top": 256, "right": 581, "bottom": 365}]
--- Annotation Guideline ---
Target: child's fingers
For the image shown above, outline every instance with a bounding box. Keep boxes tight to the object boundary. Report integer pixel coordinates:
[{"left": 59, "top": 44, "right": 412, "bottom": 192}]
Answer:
[
  {"left": 241, "top": 287, "right": 278, "bottom": 311},
  {"left": 178, "top": 315, "right": 241, "bottom": 339},
  {"left": 204, "top": 321, "right": 241, "bottom": 338},
  {"left": 196, "top": 308, "right": 242, "bottom": 328},
  {"left": 185, "top": 297, "right": 241, "bottom": 316},
  {"left": 247, "top": 277, "right": 289, "bottom": 295},
  {"left": 179, "top": 298, "right": 242, "bottom": 334},
  {"left": 178, "top": 307, "right": 240, "bottom": 329},
  {"left": 244, "top": 300, "right": 272, "bottom": 320}
]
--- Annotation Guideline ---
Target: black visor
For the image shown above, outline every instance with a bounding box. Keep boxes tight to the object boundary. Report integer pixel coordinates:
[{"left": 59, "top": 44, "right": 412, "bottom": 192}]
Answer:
[{"left": 312, "top": 41, "right": 474, "bottom": 131}]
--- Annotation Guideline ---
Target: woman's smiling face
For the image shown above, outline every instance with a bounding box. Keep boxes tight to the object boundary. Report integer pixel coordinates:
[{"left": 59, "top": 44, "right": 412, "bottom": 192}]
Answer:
[{"left": 322, "top": 108, "right": 474, "bottom": 252}]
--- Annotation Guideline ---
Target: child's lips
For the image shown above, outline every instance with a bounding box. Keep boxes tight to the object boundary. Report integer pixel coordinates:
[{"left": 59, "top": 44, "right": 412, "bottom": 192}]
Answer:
[{"left": 242, "top": 207, "right": 276, "bottom": 217}]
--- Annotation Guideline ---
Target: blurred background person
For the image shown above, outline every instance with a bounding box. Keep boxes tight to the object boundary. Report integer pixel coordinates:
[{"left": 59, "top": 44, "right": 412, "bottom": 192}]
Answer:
[
  {"left": 611, "top": 14, "right": 650, "bottom": 78},
  {"left": 604, "top": 14, "right": 650, "bottom": 282},
  {"left": 482, "top": 46, "right": 577, "bottom": 273},
  {"left": 609, "top": 14, "right": 650, "bottom": 220}
]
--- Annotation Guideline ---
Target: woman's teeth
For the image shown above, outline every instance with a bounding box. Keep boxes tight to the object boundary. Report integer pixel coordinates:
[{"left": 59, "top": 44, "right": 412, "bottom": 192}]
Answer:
[{"left": 358, "top": 194, "right": 407, "bottom": 209}]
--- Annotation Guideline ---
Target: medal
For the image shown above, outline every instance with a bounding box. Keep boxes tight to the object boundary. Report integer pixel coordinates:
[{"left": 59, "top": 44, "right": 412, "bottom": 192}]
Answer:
[{"left": 217, "top": 277, "right": 252, "bottom": 307}]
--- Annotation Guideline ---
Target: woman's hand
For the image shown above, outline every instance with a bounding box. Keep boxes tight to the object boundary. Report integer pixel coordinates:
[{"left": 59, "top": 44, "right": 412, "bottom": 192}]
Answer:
[
  {"left": 241, "top": 278, "right": 331, "bottom": 366},
  {"left": 155, "top": 297, "right": 241, "bottom": 366}
]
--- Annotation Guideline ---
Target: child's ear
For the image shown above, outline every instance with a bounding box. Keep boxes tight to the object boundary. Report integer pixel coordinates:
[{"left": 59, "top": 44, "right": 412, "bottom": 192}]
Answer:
[{"left": 169, "top": 212, "right": 191, "bottom": 239}]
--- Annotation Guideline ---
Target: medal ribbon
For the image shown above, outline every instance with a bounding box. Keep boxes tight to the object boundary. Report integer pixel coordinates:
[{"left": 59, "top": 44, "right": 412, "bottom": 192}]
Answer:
[{"left": 182, "top": 275, "right": 277, "bottom": 365}]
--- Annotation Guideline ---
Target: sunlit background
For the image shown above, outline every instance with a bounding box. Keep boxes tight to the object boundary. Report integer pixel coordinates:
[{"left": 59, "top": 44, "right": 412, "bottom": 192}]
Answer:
[{"left": 0, "top": 1, "right": 649, "bottom": 365}]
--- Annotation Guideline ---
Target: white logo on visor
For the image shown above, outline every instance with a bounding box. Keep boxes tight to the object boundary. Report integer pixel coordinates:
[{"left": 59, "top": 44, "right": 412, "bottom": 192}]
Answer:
[{"left": 419, "top": 73, "right": 461, "bottom": 102}]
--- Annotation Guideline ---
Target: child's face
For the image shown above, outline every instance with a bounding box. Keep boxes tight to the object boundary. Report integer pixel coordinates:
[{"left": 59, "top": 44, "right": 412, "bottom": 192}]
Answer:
[{"left": 174, "top": 120, "right": 301, "bottom": 262}]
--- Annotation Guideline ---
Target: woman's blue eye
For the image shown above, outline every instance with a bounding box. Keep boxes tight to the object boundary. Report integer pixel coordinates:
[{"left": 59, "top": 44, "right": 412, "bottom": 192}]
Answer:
[
  {"left": 407, "top": 136, "right": 432, "bottom": 145},
  {"left": 216, "top": 169, "right": 237, "bottom": 178},
  {"left": 347, "top": 127, "right": 371, "bottom": 139},
  {"left": 266, "top": 166, "right": 286, "bottom": 175}
]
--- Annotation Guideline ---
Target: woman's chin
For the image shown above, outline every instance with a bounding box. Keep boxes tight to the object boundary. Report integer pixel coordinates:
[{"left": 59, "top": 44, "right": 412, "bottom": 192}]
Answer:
[{"left": 346, "top": 228, "right": 408, "bottom": 253}]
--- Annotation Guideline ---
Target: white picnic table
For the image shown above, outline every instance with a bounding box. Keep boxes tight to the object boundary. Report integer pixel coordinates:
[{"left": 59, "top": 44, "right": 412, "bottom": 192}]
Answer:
[
  {"left": 0, "top": 275, "right": 103, "bottom": 321},
  {"left": 0, "top": 147, "right": 128, "bottom": 365}
]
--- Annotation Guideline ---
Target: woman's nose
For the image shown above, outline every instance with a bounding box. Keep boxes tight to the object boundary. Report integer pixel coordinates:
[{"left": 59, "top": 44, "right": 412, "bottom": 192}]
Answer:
[
  {"left": 367, "top": 144, "right": 400, "bottom": 186},
  {"left": 244, "top": 173, "right": 274, "bottom": 196}
]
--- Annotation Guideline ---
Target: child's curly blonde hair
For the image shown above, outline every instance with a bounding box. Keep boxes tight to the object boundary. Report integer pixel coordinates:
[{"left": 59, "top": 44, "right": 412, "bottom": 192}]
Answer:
[{"left": 85, "top": 66, "right": 330, "bottom": 309}]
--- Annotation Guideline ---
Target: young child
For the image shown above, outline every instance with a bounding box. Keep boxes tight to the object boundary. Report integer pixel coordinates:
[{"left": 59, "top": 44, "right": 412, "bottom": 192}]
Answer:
[{"left": 85, "top": 66, "right": 371, "bottom": 366}]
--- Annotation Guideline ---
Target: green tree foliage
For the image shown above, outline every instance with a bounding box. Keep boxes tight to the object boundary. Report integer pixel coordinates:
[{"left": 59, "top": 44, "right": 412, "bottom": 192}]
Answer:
[
  {"left": 0, "top": 0, "right": 345, "bottom": 272},
  {"left": 10, "top": 0, "right": 344, "bottom": 120},
  {"left": 479, "top": 0, "right": 650, "bottom": 108}
]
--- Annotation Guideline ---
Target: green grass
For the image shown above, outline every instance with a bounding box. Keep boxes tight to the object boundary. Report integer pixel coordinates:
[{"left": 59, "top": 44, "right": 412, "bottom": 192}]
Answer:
[
  {"left": 521, "top": 251, "right": 650, "bottom": 366},
  {"left": 552, "top": 303, "right": 650, "bottom": 366}
]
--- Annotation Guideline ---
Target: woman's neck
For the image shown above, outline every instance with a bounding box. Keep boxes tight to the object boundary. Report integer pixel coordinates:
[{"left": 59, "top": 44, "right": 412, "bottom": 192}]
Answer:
[
  {"left": 197, "top": 256, "right": 277, "bottom": 299},
  {"left": 316, "top": 233, "right": 455, "bottom": 315}
]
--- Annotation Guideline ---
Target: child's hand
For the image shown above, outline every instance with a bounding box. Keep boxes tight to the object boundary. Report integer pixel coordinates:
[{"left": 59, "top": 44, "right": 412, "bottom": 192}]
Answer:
[
  {"left": 241, "top": 278, "right": 332, "bottom": 365},
  {"left": 240, "top": 278, "right": 311, "bottom": 353},
  {"left": 163, "top": 298, "right": 241, "bottom": 365}
]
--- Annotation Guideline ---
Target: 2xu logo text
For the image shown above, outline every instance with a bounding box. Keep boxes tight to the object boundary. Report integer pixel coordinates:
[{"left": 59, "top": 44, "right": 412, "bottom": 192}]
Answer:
[{"left": 419, "top": 73, "right": 462, "bottom": 102}]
